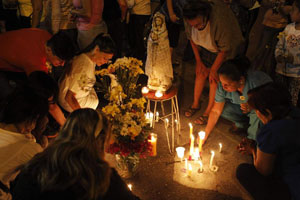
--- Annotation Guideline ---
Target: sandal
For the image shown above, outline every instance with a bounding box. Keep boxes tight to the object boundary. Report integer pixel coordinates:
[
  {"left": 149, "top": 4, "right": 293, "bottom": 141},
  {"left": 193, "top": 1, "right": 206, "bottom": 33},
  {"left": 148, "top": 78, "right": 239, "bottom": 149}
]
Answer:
[
  {"left": 184, "top": 106, "right": 201, "bottom": 118},
  {"left": 194, "top": 115, "right": 208, "bottom": 125}
]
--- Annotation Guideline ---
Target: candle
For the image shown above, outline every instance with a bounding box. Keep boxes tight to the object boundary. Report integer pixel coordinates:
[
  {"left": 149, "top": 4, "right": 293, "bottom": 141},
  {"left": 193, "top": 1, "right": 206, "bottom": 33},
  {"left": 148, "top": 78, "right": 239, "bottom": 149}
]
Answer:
[
  {"left": 193, "top": 148, "right": 199, "bottom": 161},
  {"left": 199, "top": 160, "right": 203, "bottom": 173},
  {"left": 175, "top": 119, "right": 178, "bottom": 131},
  {"left": 189, "top": 123, "right": 193, "bottom": 138},
  {"left": 176, "top": 147, "right": 185, "bottom": 162},
  {"left": 198, "top": 131, "right": 205, "bottom": 155},
  {"left": 164, "top": 118, "right": 169, "bottom": 129},
  {"left": 149, "top": 133, "right": 157, "bottom": 156},
  {"left": 189, "top": 134, "right": 194, "bottom": 158},
  {"left": 209, "top": 151, "right": 215, "bottom": 169},
  {"left": 219, "top": 143, "right": 222, "bottom": 153},
  {"left": 155, "top": 90, "right": 163, "bottom": 98},
  {"left": 149, "top": 112, "right": 154, "bottom": 127},
  {"left": 127, "top": 184, "right": 132, "bottom": 191},
  {"left": 141, "top": 86, "right": 149, "bottom": 94},
  {"left": 185, "top": 158, "right": 188, "bottom": 170},
  {"left": 155, "top": 112, "right": 159, "bottom": 122},
  {"left": 188, "top": 164, "right": 192, "bottom": 177}
]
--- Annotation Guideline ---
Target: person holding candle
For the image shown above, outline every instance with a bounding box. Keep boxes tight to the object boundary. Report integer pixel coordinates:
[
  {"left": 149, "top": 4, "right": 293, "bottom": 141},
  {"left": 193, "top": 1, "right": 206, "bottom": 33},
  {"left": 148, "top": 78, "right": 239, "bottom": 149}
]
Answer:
[
  {"left": 203, "top": 56, "right": 272, "bottom": 143},
  {"left": 236, "top": 83, "right": 300, "bottom": 200}
]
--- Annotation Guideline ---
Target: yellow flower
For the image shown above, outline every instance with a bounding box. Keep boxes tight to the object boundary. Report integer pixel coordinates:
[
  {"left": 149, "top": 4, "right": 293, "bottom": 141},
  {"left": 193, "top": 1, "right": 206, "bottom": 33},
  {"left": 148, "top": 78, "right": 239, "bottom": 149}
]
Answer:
[
  {"left": 95, "top": 69, "right": 109, "bottom": 76},
  {"left": 130, "top": 98, "right": 146, "bottom": 109},
  {"left": 102, "top": 104, "right": 121, "bottom": 118}
]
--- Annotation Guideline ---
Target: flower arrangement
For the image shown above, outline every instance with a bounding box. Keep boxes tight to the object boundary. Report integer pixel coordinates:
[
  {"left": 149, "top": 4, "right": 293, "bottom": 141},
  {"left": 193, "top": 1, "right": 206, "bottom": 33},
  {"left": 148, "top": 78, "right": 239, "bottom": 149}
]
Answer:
[{"left": 95, "top": 57, "right": 152, "bottom": 161}]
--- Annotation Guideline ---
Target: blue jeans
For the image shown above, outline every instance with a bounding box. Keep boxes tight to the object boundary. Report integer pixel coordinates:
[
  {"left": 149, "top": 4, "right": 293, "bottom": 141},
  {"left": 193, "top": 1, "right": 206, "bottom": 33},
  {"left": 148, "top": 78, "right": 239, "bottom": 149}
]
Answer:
[{"left": 220, "top": 101, "right": 261, "bottom": 140}]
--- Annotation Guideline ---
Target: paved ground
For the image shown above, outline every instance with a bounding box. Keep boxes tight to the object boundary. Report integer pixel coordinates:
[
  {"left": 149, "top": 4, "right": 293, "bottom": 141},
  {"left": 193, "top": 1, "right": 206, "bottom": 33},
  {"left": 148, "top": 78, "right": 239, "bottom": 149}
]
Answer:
[{"left": 105, "top": 30, "right": 254, "bottom": 199}]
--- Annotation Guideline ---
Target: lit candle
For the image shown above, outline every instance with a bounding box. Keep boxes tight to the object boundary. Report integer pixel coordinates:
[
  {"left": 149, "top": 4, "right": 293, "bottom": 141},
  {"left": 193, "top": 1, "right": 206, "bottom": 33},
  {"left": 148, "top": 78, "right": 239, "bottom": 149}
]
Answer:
[
  {"left": 198, "top": 131, "right": 205, "bottom": 155},
  {"left": 155, "top": 112, "right": 159, "bottom": 122},
  {"left": 128, "top": 184, "right": 132, "bottom": 191},
  {"left": 219, "top": 143, "right": 222, "bottom": 153},
  {"left": 189, "top": 134, "right": 194, "bottom": 158},
  {"left": 141, "top": 86, "right": 149, "bottom": 94},
  {"left": 149, "top": 133, "right": 157, "bottom": 156},
  {"left": 149, "top": 112, "right": 154, "bottom": 127},
  {"left": 199, "top": 160, "right": 203, "bottom": 173},
  {"left": 175, "top": 119, "right": 178, "bottom": 131},
  {"left": 209, "top": 151, "right": 215, "bottom": 169},
  {"left": 188, "top": 164, "right": 192, "bottom": 177},
  {"left": 155, "top": 90, "right": 163, "bottom": 98},
  {"left": 145, "top": 112, "right": 150, "bottom": 124},
  {"left": 164, "top": 118, "right": 169, "bottom": 129},
  {"left": 176, "top": 147, "right": 185, "bottom": 162},
  {"left": 189, "top": 123, "right": 193, "bottom": 138},
  {"left": 185, "top": 158, "right": 188, "bottom": 170}
]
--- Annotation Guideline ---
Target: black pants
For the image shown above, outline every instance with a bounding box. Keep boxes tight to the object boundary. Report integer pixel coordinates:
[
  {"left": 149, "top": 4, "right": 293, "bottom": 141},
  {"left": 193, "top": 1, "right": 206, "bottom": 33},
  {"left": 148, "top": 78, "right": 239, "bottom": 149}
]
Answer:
[
  {"left": 106, "top": 19, "right": 125, "bottom": 59},
  {"left": 236, "top": 163, "right": 291, "bottom": 200},
  {"left": 128, "top": 14, "right": 150, "bottom": 61}
]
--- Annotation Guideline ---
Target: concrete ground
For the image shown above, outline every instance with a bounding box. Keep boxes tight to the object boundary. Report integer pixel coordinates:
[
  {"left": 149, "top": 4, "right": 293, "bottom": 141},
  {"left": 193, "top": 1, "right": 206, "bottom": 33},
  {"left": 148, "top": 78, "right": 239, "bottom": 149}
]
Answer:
[{"left": 105, "top": 30, "right": 254, "bottom": 200}]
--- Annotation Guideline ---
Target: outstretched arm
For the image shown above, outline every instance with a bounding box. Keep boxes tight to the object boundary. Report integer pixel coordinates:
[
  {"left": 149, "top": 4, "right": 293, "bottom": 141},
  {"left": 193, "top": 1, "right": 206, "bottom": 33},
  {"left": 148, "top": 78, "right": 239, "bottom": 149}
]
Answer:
[{"left": 204, "top": 101, "right": 225, "bottom": 143}]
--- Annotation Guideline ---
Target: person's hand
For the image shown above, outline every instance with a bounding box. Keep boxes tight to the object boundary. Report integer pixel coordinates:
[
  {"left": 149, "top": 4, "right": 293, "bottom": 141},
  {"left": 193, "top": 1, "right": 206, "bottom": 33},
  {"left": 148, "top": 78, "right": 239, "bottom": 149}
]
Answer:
[
  {"left": 237, "top": 138, "right": 256, "bottom": 155},
  {"left": 170, "top": 14, "right": 179, "bottom": 23},
  {"left": 240, "top": 102, "right": 250, "bottom": 114},
  {"left": 41, "top": 135, "right": 49, "bottom": 149},
  {"left": 209, "top": 69, "right": 219, "bottom": 84},
  {"left": 195, "top": 62, "right": 209, "bottom": 77}
]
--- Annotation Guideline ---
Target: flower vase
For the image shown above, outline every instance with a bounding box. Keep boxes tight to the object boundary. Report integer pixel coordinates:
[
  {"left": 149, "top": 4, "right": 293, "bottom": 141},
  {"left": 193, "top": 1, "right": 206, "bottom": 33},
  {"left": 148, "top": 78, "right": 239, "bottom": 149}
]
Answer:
[{"left": 115, "top": 154, "right": 140, "bottom": 178}]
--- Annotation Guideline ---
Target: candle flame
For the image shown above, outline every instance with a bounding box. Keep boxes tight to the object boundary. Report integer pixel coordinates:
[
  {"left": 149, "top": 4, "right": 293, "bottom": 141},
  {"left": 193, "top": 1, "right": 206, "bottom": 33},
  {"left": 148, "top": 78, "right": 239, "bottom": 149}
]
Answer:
[
  {"left": 128, "top": 184, "right": 132, "bottom": 191},
  {"left": 188, "top": 164, "right": 192, "bottom": 170},
  {"left": 211, "top": 150, "right": 215, "bottom": 156},
  {"left": 188, "top": 123, "right": 192, "bottom": 128},
  {"left": 219, "top": 143, "right": 222, "bottom": 148},
  {"left": 198, "top": 131, "right": 205, "bottom": 139},
  {"left": 155, "top": 90, "right": 163, "bottom": 98},
  {"left": 199, "top": 160, "right": 203, "bottom": 167},
  {"left": 141, "top": 86, "right": 149, "bottom": 94},
  {"left": 191, "top": 134, "right": 194, "bottom": 140},
  {"left": 165, "top": 118, "right": 169, "bottom": 123}
]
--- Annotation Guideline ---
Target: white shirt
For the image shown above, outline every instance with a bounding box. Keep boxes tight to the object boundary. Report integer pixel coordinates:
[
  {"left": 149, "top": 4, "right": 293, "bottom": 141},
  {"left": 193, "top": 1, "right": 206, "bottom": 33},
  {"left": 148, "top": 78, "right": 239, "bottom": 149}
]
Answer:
[
  {"left": 59, "top": 53, "right": 99, "bottom": 112},
  {"left": 0, "top": 127, "right": 42, "bottom": 187},
  {"left": 191, "top": 22, "right": 218, "bottom": 53}
]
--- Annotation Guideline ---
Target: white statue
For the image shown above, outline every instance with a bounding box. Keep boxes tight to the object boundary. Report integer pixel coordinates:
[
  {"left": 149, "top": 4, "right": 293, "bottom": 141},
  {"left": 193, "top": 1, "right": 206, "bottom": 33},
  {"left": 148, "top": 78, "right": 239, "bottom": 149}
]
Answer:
[{"left": 145, "top": 12, "right": 173, "bottom": 92}]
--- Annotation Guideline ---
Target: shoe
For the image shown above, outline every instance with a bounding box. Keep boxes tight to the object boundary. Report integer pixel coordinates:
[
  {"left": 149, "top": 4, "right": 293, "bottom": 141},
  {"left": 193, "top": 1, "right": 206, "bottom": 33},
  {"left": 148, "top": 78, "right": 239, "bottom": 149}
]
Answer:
[
  {"left": 184, "top": 106, "right": 201, "bottom": 118},
  {"left": 194, "top": 115, "right": 208, "bottom": 125}
]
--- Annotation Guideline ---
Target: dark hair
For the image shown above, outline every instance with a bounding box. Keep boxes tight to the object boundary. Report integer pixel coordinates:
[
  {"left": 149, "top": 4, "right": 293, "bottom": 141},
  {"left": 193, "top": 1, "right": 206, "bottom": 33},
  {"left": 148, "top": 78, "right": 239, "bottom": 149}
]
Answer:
[
  {"left": 248, "top": 82, "right": 291, "bottom": 120},
  {"left": 22, "top": 109, "right": 111, "bottom": 200},
  {"left": 217, "top": 56, "right": 251, "bottom": 82},
  {"left": 28, "top": 71, "right": 58, "bottom": 103},
  {"left": 183, "top": 0, "right": 212, "bottom": 20},
  {"left": 47, "top": 31, "right": 77, "bottom": 61},
  {"left": 0, "top": 86, "right": 49, "bottom": 124},
  {"left": 294, "top": 0, "right": 300, "bottom": 11},
  {"left": 81, "top": 33, "right": 116, "bottom": 55}
]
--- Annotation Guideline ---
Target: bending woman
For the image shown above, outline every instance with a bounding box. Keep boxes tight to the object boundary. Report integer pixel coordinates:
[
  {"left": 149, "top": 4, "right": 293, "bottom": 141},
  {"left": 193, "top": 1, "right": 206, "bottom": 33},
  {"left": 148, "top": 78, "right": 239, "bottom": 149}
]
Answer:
[
  {"left": 236, "top": 83, "right": 300, "bottom": 200},
  {"left": 58, "top": 33, "right": 115, "bottom": 113},
  {"left": 10, "top": 108, "right": 140, "bottom": 200},
  {"left": 203, "top": 57, "right": 272, "bottom": 143}
]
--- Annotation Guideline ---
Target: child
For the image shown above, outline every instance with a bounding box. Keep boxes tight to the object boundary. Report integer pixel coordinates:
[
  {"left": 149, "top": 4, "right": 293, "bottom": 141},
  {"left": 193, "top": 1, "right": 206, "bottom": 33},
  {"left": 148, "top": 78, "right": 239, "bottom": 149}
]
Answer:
[{"left": 275, "top": 0, "right": 300, "bottom": 106}]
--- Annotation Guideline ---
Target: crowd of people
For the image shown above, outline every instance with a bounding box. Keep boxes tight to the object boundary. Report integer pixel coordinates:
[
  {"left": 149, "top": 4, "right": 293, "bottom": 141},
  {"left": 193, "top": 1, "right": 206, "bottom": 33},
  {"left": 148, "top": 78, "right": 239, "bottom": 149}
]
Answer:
[{"left": 0, "top": 0, "right": 299, "bottom": 199}]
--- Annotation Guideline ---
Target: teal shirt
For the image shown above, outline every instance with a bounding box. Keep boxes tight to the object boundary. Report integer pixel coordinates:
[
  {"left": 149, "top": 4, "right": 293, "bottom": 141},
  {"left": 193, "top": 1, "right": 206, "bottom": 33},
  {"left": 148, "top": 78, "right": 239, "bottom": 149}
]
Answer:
[{"left": 215, "top": 71, "right": 272, "bottom": 104}]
